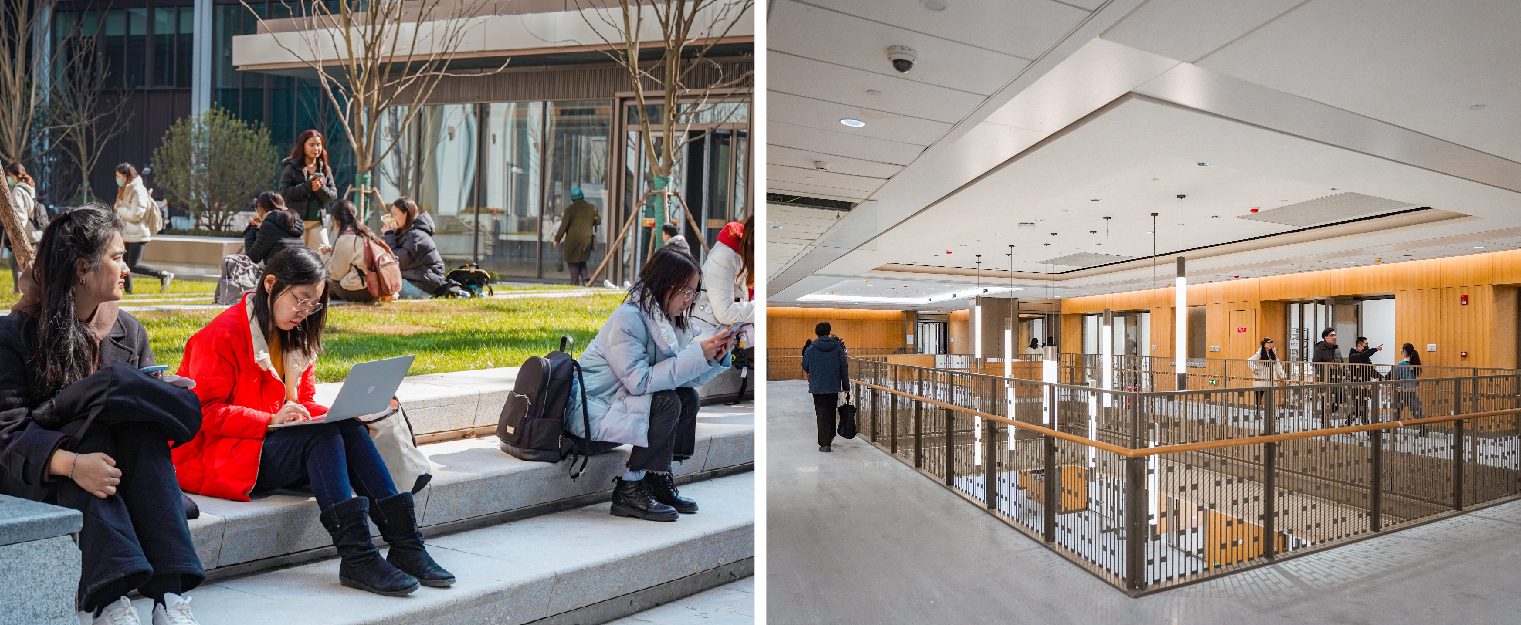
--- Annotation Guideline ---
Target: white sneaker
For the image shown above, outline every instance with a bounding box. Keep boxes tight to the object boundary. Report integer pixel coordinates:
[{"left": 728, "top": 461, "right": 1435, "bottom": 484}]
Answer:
[
  {"left": 151, "top": 593, "right": 199, "bottom": 625},
  {"left": 93, "top": 597, "right": 141, "bottom": 625}
]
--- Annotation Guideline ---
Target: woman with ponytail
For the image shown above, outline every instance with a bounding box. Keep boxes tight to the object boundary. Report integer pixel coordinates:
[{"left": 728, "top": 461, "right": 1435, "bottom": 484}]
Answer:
[{"left": 0, "top": 205, "right": 206, "bottom": 624}]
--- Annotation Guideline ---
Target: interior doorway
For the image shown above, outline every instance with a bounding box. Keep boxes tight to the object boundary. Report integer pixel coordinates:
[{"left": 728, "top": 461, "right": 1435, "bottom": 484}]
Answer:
[{"left": 917, "top": 322, "right": 947, "bottom": 355}]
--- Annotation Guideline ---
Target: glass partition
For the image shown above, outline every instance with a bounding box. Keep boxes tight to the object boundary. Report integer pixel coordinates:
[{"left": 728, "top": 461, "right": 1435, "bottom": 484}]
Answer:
[{"left": 478, "top": 102, "right": 544, "bottom": 278}]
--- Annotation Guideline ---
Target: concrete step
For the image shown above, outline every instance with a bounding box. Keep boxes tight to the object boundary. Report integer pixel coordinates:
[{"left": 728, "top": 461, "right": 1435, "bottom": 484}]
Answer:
[
  {"left": 93, "top": 474, "right": 754, "bottom": 625},
  {"left": 186, "top": 403, "right": 754, "bottom": 580}
]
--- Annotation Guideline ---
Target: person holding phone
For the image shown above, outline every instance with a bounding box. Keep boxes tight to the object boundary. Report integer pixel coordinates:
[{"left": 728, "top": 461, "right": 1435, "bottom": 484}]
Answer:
[
  {"left": 173, "top": 247, "right": 453, "bottom": 596},
  {"left": 0, "top": 206, "right": 206, "bottom": 624},
  {"left": 279, "top": 130, "right": 337, "bottom": 251},
  {"left": 568, "top": 248, "right": 732, "bottom": 522}
]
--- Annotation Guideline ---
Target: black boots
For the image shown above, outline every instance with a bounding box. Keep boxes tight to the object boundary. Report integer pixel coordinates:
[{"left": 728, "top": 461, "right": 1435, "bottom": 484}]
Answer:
[
  {"left": 643, "top": 472, "right": 697, "bottom": 514},
  {"left": 320, "top": 497, "right": 419, "bottom": 596},
  {"left": 610, "top": 477, "right": 679, "bottom": 522},
  {"left": 371, "top": 492, "right": 456, "bottom": 587}
]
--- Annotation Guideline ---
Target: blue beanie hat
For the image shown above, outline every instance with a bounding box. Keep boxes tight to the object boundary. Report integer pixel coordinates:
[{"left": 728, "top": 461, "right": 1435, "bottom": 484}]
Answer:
[{"left": 571, "top": 187, "right": 584, "bottom": 200}]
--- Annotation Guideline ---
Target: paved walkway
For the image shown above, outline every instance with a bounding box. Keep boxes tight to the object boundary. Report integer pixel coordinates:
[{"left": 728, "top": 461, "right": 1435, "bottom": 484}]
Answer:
[
  {"left": 767, "top": 379, "right": 1521, "bottom": 625},
  {"left": 606, "top": 577, "right": 754, "bottom": 625}
]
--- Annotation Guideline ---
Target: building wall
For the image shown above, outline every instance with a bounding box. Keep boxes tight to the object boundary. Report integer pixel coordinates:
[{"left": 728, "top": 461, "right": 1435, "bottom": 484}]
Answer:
[
  {"left": 1062, "top": 250, "right": 1521, "bottom": 368},
  {"left": 767, "top": 307, "right": 912, "bottom": 352},
  {"left": 948, "top": 310, "right": 970, "bottom": 354}
]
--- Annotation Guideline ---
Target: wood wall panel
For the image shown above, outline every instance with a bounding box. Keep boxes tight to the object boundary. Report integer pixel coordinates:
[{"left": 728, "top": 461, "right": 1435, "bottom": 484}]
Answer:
[
  {"left": 1060, "top": 249, "right": 1521, "bottom": 368},
  {"left": 949, "top": 310, "right": 970, "bottom": 355},
  {"left": 767, "top": 308, "right": 911, "bottom": 352}
]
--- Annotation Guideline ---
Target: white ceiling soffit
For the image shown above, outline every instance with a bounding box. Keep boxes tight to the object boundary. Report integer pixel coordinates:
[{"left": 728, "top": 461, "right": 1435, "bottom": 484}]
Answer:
[
  {"left": 765, "top": 203, "right": 852, "bottom": 281},
  {"left": 1237, "top": 192, "right": 1415, "bottom": 227}
]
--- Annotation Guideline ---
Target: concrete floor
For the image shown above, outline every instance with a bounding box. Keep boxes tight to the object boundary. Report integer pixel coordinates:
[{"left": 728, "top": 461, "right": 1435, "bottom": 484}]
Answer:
[
  {"left": 766, "top": 380, "right": 1521, "bottom": 625},
  {"left": 606, "top": 577, "right": 755, "bottom": 625}
]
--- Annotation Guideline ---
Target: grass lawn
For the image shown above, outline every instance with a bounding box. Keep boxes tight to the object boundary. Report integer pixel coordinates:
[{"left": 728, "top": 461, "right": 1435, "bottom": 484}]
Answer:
[{"left": 134, "top": 293, "right": 626, "bottom": 382}]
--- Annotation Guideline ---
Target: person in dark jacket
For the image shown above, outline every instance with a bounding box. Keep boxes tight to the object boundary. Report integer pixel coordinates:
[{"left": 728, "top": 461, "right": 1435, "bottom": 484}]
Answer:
[
  {"left": 552, "top": 188, "right": 601, "bottom": 286},
  {"left": 801, "top": 322, "right": 849, "bottom": 452},
  {"left": 660, "top": 221, "right": 691, "bottom": 258},
  {"left": 382, "top": 197, "right": 446, "bottom": 299},
  {"left": 278, "top": 129, "right": 338, "bottom": 251},
  {"left": 1311, "top": 328, "right": 1347, "bottom": 427},
  {"left": 1345, "top": 337, "right": 1384, "bottom": 425},
  {"left": 243, "top": 191, "right": 306, "bottom": 265},
  {"left": 0, "top": 206, "right": 206, "bottom": 624}
]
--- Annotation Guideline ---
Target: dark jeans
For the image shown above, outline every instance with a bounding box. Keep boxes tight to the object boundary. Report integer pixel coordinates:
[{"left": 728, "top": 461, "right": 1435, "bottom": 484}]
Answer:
[
  {"left": 57, "top": 423, "right": 204, "bottom": 612},
  {"left": 1392, "top": 390, "right": 1425, "bottom": 420},
  {"left": 123, "top": 242, "right": 167, "bottom": 293},
  {"left": 813, "top": 393, "right": 838, "bottom": 447},
  {"left": 628, "top": 387, "right": 698, "bottom": 474},
  {"left": 253, "top": 419, "right": 398, "bottom": 511},
  {"left": 568, "top": 261, "right": 588, "bottom": 286}
]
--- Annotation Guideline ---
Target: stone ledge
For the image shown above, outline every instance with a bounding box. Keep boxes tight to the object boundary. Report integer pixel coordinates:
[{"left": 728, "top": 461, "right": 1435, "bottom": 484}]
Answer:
[
  {"left": 186, "top": 404, "right": 753, "bottom": 576},
  {"left": 0, "top": 494, "right": 82, "bottom": 547}
]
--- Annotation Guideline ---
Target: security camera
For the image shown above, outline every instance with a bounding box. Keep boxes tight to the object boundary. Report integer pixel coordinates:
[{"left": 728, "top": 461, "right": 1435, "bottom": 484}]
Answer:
[
  {"left": 887, "top": 45, "right": 916, "bottom": 73},
  {"left": 1176, "top": 194, "right": 1186, "bottom": 199}
]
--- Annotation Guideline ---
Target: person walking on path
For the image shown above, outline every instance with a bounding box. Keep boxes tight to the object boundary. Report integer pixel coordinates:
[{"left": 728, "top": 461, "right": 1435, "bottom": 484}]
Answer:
[
  {"left": 243, "top": 192, "right": 306, "bottom": 265},
  {"left": 802, "top": 322, "right": 849, "bottom": 453},
  {"left": 113, "top": 163, "right": 173, "bottom": 294},
  {"left": 1311, "top": 328, "right": 1347, "bottom": 427},
  {"left": 552, "top": 187, "right": 600, "bottom": 286},
  {"left": 4, "top": 163, "right": 43, "bottom": 293},
  {"left": 278, "top": 129, "right": 338, "bottom": 251},
  {"left": 1389, "top": 343, "right": 1426, "bottom": 431},
  {"left": 1346, "top": 336, "right": 1383, "bottom": 425},
  {"left": 0, "top": 206, "right": 206, "bottom": 624},
  {"left": 381, "top": 197, "right": 445, "bottom": 298},
  {"left": 567, "top": 248, "right": 733, "bottom": 522}
]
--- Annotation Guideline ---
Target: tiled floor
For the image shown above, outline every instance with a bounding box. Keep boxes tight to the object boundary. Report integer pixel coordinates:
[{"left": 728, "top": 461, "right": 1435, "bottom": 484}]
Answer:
[{"left": 767, "top": 379, "right": 1521, "bottom": 625}]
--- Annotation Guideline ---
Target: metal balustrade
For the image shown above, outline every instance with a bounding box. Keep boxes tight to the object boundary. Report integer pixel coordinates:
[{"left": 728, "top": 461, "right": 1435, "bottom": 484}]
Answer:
[{"left": 844, "top": 357, "right": 1521, "bottom": 595}]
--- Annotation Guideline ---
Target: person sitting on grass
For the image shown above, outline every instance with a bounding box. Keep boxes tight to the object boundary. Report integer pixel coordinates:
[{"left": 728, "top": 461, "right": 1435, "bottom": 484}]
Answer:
[
  {"left": 243, "top": 191, "right": 306, "bottom": 265},
  {"left": 172, "top": 247, "right": 453, "bottom": 596},
  {"left": 568, "top": 248, "right": 734, "bottom": 522},
  {"left": 0, "top": 205, "right": 206, "bottom": 625},
  {"left": 380, "top": 197, "right": 445, "bottom": 299},
  {"left": 321, "top": 199, "right": 381, "bottom": 303}
]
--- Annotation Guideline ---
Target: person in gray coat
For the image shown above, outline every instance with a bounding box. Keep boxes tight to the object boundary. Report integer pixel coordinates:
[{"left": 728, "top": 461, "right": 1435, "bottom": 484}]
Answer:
[{"left": 801, "top": 322, "right": 849, "bottom": 452}]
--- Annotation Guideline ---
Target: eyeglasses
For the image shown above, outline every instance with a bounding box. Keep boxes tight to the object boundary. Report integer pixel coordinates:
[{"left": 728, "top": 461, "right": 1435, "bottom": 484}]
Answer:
[
  {"left": 674, "top": 288, "right": 700, "bottom": 302},
  {"left": 287, "top": 293, "right": 324, "bottom": 314}
]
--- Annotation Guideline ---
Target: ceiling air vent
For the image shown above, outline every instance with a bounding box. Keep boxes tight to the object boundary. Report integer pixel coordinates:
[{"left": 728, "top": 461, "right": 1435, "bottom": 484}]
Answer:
[
  {"left": 766, "top": 193, "right": 856, "bottom": 211},
  {"left": 1039, "top": 252, "right": 1137, "bottom": 267},
  {"left": 1239, "top": 192, "right": 1416, "bottom": 227}
]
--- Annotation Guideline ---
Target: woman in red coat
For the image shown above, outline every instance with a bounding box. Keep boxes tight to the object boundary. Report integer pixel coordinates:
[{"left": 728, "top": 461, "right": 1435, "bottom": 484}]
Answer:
[{"left": 172, "top": 247, "right": 453, "bottom": 596}]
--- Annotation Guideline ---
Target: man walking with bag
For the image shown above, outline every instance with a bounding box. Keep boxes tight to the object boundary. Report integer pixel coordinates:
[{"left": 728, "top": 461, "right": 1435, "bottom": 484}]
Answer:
[{"left": 802, "top": 322, "right": 849, "bottom": 453}]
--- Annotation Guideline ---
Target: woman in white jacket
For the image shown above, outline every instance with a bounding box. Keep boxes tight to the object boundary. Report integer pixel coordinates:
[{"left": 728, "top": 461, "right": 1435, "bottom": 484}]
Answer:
[
  {"left": 4, "top": 163, "right": 42, "bottom": 293},
  {"left": 1246, "top": 337, "right": 1287, "bottom": 408},
  {"left": 113, "top": 163, "right": 173, "bottom": 294},
  {"left": 694, "top": 215, "right": 753, "bottom": 335}
]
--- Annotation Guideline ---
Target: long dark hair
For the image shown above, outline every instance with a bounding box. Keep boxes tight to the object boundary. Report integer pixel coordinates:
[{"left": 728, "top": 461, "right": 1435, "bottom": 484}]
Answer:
[
  {"left": 1401, "top": 343, "right": 1422, "bottom": 376},
  {"left": 391, "top": 197, "right": 419, "bottom": 232},
  {"left": 114, "top": 162, "right": 137, "bottom": 204},
  {"left": 1257, "top": 337, "right": 1277, "bottom": 360},
  {"left": 251, "top": 247, "right": 329, "bottom": 357},
  {"left": 739, "top": 214, "right": 754, "bottom": 289},
  {"left": 628, "top": 248, "right": 701, "bottom": 330},
  {"left": 5, "top": 162, "right": 33, "bottom": 186},
  {"left": 328, "top": 199, "right": 375, "bottom": 240},
  {"left": 26, "top": 205, "right": 123, "bottom": 402},
  {"left": 290, "top": 129, "right": 328, "bottom": 166}
]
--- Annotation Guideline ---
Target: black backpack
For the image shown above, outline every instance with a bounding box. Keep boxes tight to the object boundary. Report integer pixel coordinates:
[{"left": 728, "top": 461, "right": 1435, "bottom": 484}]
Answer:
[
  {"left": 447, "top": 264, "right": 495, "bottom": 297},
  {"left": 497, "top": 336, "right": 608, "bottom": 478}
]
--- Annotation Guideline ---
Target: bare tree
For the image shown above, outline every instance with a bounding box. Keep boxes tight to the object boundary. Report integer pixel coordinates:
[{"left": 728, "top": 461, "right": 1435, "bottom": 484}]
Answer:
[
  {"left": 52, "top": 36, "right": 132, "bottom": 205},
  {"left": 239, "top": 0, "right": 509, "bottom": 225},
  {"left": 0, "top": 0, "right": 63, "bottom": 267},
  {"left": 574, "top": 0, "right": 754, "bottom": 281}
]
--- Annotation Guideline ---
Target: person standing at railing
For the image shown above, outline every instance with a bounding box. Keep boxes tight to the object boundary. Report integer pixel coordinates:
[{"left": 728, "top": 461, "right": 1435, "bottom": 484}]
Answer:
[
  {"left": 802, "top": 322, "right": 849, "bottom": 453},
  {"left": 1346, "top": 337, "right": 1384, "bottom": 426},
  {"left": 1389, "top": 343, "right": 1426, "bottom": 431},
  {"left": 1247, "top": 337, "right": 1286, "bottom": 408},
  {"left": 1025, "top": 337, "right": 1041, "bottom": 357},
  {"left": 1312, "top": 328, "right": 1348, "bottom": 427}
]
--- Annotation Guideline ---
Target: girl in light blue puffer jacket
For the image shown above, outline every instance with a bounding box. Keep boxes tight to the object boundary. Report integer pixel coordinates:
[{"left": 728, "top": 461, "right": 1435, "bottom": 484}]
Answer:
[{"left": 569, "top": 249, "right": 733, "bottom": 521}]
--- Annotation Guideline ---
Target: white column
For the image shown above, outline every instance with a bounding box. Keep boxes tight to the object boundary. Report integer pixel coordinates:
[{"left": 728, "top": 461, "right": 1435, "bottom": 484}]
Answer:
[
  {"left": 1174, "top": 257, "right": 1188, "bottom": 390},
  {"left": 974, "top": 303, "right": 983, "bottom": 360},
  {"left": 191, "top": 0, "right": 214, "bottom": 116},
  {"left": 1101, "top": 308, "right": 1113, "bottom": 408}
]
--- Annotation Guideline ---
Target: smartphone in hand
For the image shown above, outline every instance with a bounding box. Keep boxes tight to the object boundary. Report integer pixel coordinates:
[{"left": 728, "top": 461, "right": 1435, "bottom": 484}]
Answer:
[{"left": 140, "top": 364, "right": 171, "bottom": 379}]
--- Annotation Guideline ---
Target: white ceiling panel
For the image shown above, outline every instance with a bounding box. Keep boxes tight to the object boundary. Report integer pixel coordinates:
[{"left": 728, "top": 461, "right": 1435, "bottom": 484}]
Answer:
[
  {"left": 768, "top": 145, "right": 904, "bottom": 179},
  {"left": 1100, "top": 0, "right": 1304, "bottom": 63},
  {"left": 768, "top": 1, "right": 1033, "bottom": 95},
  {"left": 767, "top": 179, "right": 874, "bottom": 201},
  {"left": 769, "top": 166, "right": 888, "bottom": 194},
  {"left": 769, "top": 121, "right": 926, "bottom": 167},
  {"left": 1197, "top": 0, "right": 1521, "bottom": 163},
  {"left": 796, "top": 0, "right": 1092, "bottom": 60},
  {"left": 769, "top": 52, "right": 987, "bottom": 123},
  {"left": 981, "top": 38, "right": 1177, "bottom": 133},
  {"left": 768, "top": 91, "right": 953, "bottom": 146}
]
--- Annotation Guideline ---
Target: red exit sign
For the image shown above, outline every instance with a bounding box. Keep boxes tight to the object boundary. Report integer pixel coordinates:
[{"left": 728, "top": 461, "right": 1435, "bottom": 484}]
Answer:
[{"left": 1236, "top": 327, "right": 1247, "bottom": 333}]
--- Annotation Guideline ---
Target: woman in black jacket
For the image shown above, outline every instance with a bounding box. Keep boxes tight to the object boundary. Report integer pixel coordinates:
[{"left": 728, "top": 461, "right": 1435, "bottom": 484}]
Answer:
[
  {"left": 279, "top": 129, "right": 338, "bottom": 251},
  {"left": 381, "top": 197, "right": 445, "bottom": 298},
  {"left": 243, "top": 191, "right": 306, "bottom": 265},
  {"left": 0, "top": 206, "right": 205, "bottom": 624}
]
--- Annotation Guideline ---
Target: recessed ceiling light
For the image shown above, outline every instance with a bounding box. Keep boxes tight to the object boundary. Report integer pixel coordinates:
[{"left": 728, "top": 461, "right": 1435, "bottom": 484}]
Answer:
[
  {"left": 1146, "top": 231, "right": 1153, "bottom": 234},
  {"left": 771, "top": 225, "right": 783, "bottom": 229},
  {"left": 839, "top": 118, "right": 866, "bottom": 128},
  {"left": 1197, "top": 162, "right": 1209, "bottom": 166},
  {"left": 1476, "top": 246, "right": 1486, "bottom": 249},
  {"left": 1091, "top": 199, "right": 1100, "bottom": 202},
  {"left": 1330, "top": 188, "right": 1339, "bottom": 191}
]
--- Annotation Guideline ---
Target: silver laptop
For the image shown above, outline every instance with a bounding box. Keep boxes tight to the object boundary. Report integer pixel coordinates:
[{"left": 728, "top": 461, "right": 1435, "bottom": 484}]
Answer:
[{"left": 269, "top": 355, "right": 415, "bottom": 428}]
